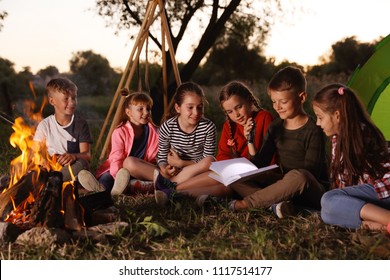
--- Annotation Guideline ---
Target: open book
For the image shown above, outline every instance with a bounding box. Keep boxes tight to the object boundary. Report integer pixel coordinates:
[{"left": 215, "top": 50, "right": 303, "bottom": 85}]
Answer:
[{"left": 208, "top": 157, "right": 279, "bottom": 187}]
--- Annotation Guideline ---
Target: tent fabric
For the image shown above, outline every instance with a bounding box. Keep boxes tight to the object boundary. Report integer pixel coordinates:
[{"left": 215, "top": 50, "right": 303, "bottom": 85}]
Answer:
[{"left": 348, "top": 34, "right": 390, "bottom": 141}]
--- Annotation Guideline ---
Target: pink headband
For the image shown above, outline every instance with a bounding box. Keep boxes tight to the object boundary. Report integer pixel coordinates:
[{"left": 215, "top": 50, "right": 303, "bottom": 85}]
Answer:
[{"left": 338, "top": 87, "right": 345, "bottom": 95}]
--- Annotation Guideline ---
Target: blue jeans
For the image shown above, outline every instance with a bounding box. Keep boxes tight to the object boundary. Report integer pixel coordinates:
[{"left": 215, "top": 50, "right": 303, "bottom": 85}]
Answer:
[
  {"left": 98, "top": 171, "right": 114, "bottom": 191},
  {"left": 321, "top": 184, "right": 390, "bottom": 229}
]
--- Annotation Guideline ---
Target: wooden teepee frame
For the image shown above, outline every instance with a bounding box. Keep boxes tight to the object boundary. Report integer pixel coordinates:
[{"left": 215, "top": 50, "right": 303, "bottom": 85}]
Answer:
[{"left": 95, "top": 0, "right": 181, "bottom": 160}]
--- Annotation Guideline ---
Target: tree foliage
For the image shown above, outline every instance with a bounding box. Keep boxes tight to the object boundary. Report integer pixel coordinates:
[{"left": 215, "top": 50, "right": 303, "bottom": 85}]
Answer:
[
  {"left": 194, "top": 12, "right": 275, "bottom": 85},
  {"left": 308, "top": 36, "right": 377, "bottom": 77},
  {"left": 95, "top": 0, "right": 286, "bottom": 122},
  {"left": 0, "top": 58, "right": 18, "bottom": 116},
  {"left": 0, "top": 8, "right": 7, "bottom": 31},
  {"left": 96, "top": 0, "right": 285, "bottom": 79},
  {"left": 37, "top": 66, "right": 60, "bottom": 83},
  {"left": 69, "top": 50, "right": 120, "bottom": 96}
]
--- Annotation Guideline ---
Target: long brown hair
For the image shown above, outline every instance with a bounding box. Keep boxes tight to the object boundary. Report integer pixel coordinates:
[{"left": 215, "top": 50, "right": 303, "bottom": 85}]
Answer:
[
  {"left": 219, "top": 81, "right": 262, "bottom": 157},
  {"left": 118, "top": 88, "right": 155, "bottom": 127},
  {"left": 163, "top": 82, "right": 206, "bottom": 123},
  {"left": 312, "top": 83, "right": 388, "bottom": 186}
]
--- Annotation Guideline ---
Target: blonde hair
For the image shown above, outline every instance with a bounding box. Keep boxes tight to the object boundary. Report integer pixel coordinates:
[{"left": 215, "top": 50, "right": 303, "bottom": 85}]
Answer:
[{"left": 46, "top": 78, "right": 77, "bottom": 97}]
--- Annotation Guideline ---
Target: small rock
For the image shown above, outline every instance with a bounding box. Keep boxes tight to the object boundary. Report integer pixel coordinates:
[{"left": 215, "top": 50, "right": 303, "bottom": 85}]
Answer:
[
  {"left": 15, "top": 227, "right": 71, "bottom": 246},
  {"left": 0, "top": 222, "right": 23, "bottom": 243}
]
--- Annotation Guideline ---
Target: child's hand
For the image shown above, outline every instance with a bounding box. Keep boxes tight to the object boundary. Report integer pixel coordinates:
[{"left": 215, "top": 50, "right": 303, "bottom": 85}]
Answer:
[
  {"left": 160, "top": 164, "right": 180, "bottom": 178},
  {"left": 167, "top": 148, "right": 182, "bottom": 168},
  {"left": 55, "top": 153, "right": 76, "bottom": 166},
  {"left": 244, "top": 117, "right": 255, "bottom": 142}
]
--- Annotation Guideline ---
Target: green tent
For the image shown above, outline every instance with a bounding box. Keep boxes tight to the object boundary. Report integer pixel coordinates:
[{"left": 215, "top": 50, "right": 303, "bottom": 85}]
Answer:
[{"left": 348, "top": 34, "right": 390, "bottom": 141}]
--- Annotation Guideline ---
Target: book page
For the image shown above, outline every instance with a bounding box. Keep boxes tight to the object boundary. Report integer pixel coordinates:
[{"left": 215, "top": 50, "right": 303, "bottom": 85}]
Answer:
[
  {"left": 208, "top": 158, "right": 279, "bottom": 186},
  {"left": 225, "top": 164, "right": 279, "bottom": 186},
  {"left": 209, "top": 158, "right": 258, "bottom": 179}
]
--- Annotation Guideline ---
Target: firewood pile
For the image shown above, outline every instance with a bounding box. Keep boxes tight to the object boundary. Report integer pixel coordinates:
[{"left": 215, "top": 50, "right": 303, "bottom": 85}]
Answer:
[{"left": 0, "top": 171, "right": 128, "bottom": 245}]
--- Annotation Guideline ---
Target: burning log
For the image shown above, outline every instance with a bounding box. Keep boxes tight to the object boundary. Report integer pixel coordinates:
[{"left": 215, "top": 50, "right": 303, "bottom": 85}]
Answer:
[
  {"left": 62, "top": 183, "right": 84, "bottom": 231},
  {"left": 79, "top": 189, "right": 114, "bottom": 226},
  {"left": 0, "top": 175, "right": 10, "bottom": 193},
  {"left": 29, "top": 171, "right": 64, "bottom": 228},
  {"left": 0, "top": 170, "right": 48, "bottom": 221},
  {"left": 2, "top": 107, "right": 116, "bottom": 235}
]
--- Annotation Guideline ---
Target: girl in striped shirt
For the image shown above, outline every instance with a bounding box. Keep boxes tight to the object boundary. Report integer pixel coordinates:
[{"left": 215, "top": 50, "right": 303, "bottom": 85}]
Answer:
[
  {"left": 313, "top": 84, "right": 390, "bottom": 234},
  {"left": 154, "top": 82, "right": 217, "bottom": 205}
]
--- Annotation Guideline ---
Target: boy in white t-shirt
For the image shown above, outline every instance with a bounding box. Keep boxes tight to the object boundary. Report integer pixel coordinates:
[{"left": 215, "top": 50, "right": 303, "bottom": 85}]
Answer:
[{"left": 33, "top": 78, "right": 93, "bottom": 183}]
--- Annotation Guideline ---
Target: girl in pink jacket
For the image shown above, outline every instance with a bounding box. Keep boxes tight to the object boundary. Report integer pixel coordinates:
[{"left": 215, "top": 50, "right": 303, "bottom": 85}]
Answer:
[{"left": 78, "top": 90, "right": 158, "bottom": 195}]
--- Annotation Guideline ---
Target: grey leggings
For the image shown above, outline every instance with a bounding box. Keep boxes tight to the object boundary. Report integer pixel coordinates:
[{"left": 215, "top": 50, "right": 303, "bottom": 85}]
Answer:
[{"left": 60, "top": 158, "right": 89, "bottom": 182}]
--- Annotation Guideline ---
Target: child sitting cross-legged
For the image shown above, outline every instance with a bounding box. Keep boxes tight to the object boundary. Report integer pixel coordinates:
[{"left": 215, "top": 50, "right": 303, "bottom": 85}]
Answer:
[
  {"left": 78, "top": 89, "right": 159, "bottom": 196},
  {"left": 152, "top": 82, "right": 217, "bottom": 205},
  {"left": 228, "top": 66, "right": 329, "bottom": 217},
  {"left": 154, "top": 81, "right": 275, "bottom": 205},
  {"left": 312, "top": 84, "right": 390, "bottom": 234}
]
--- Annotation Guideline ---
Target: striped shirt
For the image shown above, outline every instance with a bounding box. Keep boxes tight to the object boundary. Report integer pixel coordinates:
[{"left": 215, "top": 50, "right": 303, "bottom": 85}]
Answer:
[{"left": 157, "top": 116, "right": 216, "bottom": 165}]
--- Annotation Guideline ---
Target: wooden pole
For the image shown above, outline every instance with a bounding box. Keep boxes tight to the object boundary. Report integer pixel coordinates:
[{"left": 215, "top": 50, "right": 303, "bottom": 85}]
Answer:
[
  {"left": 161, "top": 10, "right": 168, "bottom": 117},
  {"left": 97, "top": 0, "right": 182, "bottom": 160},
  {"left": 95, "top": 1, "right": 156, "bottom": 158},
  {"left": 159, "top": 0, "right": 181, "bottom": 86},
  {"left": 97, "top": 1, "right": 158, "bottom": 160},
  {"left": 158, "top": 0, "right": 182, "bottom": 114}
]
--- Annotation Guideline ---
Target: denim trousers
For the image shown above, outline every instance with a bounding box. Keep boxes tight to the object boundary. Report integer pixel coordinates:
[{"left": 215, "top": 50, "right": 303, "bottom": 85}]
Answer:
[
  {"left": 230, "top": 169, "right": 325, "bottom": 209},
  {"left": 98, "top": 171, "right": 115, "bottom": 191},
  {"left": 321, "top": 184, "right": 390, "bottom": 229}
]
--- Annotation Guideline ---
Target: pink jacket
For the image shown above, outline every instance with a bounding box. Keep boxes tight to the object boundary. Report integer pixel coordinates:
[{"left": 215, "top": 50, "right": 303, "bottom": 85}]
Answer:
[{"left": 95, "top": 121, "right": 159, "bottom": 179}]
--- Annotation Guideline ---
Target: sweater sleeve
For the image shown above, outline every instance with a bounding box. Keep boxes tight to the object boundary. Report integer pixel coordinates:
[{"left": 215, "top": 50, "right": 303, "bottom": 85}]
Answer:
[
  {"left": 250, "top": 120, "right": 277, "bottom": 168},
  {"left": 303, "top": 124, "right": 327, "bottom": 178}
]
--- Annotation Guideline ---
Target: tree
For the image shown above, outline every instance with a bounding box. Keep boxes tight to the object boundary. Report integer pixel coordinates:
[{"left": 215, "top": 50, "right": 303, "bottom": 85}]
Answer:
[
  {"left": 0, "top": 7, "right": 7, "bottom": 31},
  {"left": 0, "top": 58, "right": 17, "bottom": 117},
  {"left": 308, "top": 36, "right": 376, "bottom": 77},
  {"left": 194, "top": 12, "right": 275, "bottom": 85},
  {"left": 37, "top": 66, "right": 60, "bottom": 83},
  {"left": 0, "top": 60, "right": 37, "bottom": 119},
  {"left": 95, "top": 0, "right": 288, "bottom": 122},
  {"left": 69, "top": 50, "right": 120, "bottom": 96}
]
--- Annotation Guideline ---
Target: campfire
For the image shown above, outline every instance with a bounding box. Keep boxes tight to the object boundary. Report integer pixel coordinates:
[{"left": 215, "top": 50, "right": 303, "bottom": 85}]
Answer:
[{"left": 0, "top": 110, "right": 113, "bottom": 234}]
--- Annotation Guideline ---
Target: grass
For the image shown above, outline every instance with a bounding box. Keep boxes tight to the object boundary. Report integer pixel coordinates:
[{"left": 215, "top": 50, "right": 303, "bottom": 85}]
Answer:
[
  {"left": 1, "top": 193, "right": 389, "bottom": 260},
  {"left": 1, "top": 87, "right": 389, "bottom": 260}
]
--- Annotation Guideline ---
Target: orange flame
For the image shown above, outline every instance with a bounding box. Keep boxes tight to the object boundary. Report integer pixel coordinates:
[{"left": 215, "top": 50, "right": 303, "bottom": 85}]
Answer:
[
  {"left": 8, "top": 116, "right": 61, "bottom": 189},
  {"left": 4, "top": 97, "right": 80, "bottom": 227}
]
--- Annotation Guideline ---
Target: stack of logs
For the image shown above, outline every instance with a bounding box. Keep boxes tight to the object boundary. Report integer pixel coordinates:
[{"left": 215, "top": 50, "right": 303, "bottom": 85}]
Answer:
[{"left": 0, "top": 169, "right": 114, "bottom": 231}]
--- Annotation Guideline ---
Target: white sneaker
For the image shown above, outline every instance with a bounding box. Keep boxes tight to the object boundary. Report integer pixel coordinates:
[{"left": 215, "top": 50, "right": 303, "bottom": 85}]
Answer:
[
  {"left": 195, "top": 195, "right": 209, "bottom": 207},
  {"left": 272, "top": 201, "right": 296, "bottom": 218},
  {"left": 154, "top": 190, "right": 169, "bottom": 206},
  {"left": 228, "top": 200, "right": 237, "bottom": 211},
  {"left": 77, "top": 170, "right": 105, "bottom": 192},
  {"left": 111, "top": 168, "right": 130, "bottom": 196}
]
